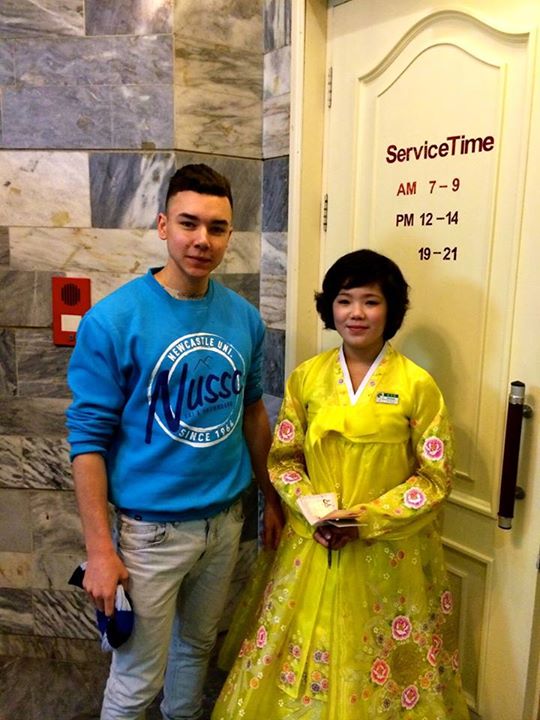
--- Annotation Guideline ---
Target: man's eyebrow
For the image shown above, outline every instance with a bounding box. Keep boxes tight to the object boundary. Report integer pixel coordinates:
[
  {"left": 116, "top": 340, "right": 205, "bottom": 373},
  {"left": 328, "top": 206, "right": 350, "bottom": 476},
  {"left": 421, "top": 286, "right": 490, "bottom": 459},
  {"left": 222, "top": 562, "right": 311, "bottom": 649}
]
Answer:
[{"left": 177, "top": 212, "right": 230, "bottom": 226}]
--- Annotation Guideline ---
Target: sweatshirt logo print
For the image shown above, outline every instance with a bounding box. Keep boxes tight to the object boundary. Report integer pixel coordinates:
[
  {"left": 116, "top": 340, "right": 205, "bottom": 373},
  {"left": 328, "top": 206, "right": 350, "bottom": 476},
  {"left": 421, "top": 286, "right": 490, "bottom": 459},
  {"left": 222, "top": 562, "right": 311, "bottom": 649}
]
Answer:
[{"left": 145, "top": 332, "right": 245, "bottom": 447}]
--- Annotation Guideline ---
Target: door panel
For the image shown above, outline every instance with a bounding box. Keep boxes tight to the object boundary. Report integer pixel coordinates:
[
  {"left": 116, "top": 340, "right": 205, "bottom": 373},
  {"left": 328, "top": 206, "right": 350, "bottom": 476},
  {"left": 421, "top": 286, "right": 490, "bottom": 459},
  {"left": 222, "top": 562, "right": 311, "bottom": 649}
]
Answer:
[{"left": 318, "top": 1, "right": 540, "bottom": 717}]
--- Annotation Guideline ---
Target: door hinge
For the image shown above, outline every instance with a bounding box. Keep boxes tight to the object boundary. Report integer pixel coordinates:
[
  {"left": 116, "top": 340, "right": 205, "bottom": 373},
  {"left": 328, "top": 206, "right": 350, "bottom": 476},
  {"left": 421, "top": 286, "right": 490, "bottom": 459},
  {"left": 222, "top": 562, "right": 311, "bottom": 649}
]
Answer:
[
  {"left": 327, "top": 66, "right": 333, "bottom": 109},
  {"left": 323, "top": 193, "right": 329, "bottom": 232}
]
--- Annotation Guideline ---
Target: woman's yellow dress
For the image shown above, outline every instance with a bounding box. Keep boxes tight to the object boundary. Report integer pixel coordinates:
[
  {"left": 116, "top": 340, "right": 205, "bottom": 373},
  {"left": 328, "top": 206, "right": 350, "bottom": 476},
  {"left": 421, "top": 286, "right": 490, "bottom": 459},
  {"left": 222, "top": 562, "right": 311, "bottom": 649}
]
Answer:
[{"left": 213, "top": 344, "right": 469, "bottom": 719}]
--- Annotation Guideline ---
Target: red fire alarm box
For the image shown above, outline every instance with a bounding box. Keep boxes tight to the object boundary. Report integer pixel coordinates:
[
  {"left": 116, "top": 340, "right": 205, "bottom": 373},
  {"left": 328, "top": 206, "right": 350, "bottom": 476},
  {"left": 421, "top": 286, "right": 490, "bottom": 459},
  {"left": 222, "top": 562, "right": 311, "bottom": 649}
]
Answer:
[{"left": 52, "top": 277, "right": 92, "bottom": 346}]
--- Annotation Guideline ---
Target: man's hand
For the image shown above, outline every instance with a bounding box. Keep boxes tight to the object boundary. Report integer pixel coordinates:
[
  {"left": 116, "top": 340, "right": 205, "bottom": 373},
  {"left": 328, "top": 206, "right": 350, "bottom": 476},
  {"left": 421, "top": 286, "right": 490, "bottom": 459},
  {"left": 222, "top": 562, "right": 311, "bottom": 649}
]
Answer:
[
  {"left": 261, "top": 495, "right": 285, "bottom": 550},
  {"left": 83, "top": 549, "right": 129, "bottom": 617}
]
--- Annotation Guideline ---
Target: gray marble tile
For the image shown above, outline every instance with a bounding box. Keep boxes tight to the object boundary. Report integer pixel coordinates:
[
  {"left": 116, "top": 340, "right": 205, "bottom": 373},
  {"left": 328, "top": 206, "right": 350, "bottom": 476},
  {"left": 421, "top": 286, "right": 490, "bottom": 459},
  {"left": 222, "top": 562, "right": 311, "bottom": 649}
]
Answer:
[
  {"left": 112, "top": 84, "right": 174, "bottom": 150},
  {"left": 21, "top": 437, "right": 72, "bottom": 491},
  {"left": 0, "top": 226, "right": 9, "bottom": 264},
  {"left": 14, "top": 34, "right": 173, "bottom": 85},
  {"left": 213, "top": 273, "right": 260, "bottom": 309},
  {"left": 0, "top": 587, "right": 32, "bottom": 633},
  {"left": 0, "top": 489, "right": 32, "bottom": 552},
  {"left": 0, "top": 632, "right": 104, "bottom": 662},
  {"left": 173, "top": 152, "right": 262, "bottom": 232},
  {"left": 31, "top": 491, "right": 84, "bottom": 554},
  {"left": 0, "top": 328, "right": 16, "bottom": 396},
  {"left": 262, "top": 156, "right": 289, "bottom": 232},
  {"left": 175, "top": 0, "right": 263, "bottom": 52},
  {"left": 0, "top": 151, "right": 91, "bottom": 228},
  {"left": 0, "top": 656, "right": 34, "bottom": 717},
  {"left": 3, "top": 85, "right": 113, "bottom": 149},
  {"left": 16, "top": 330, "right": 72, "bottom": 398},
  {"left": 86, "top": 0, "right": 172, "bottom": 36},
  {"left": 0, "top": 551, "right": 32, "bottom": 588},
  {"left": 0, "top": 270, "right": 54, "bottom": 326},
  {"left": 0, "top": 40, "right": 15, "bottom": 85},
  {"left": 263, "top": 93, "right": 290, "bottom": 158},
  {"left": 264, "top": 0, "right": 291, "bottom": 52},
  {"left": 10, "top": 227, "right": 167, "bottom": 275},
  {"left": 30, "top": 654, "right": 110, "bottom": 720},
  {"left": 263, "top": 392, "right": 282, "bottom": 428},
  {"left": 90, "top": 152, "right": 175, "bottom": 228},
  {"left": 260, "top": 232, "right": 287, "bottom": 330},
  {"left": 34, "top": 588, "right": 97, "bottom": 640},
  {"left": 0, "top": 398, "right": 69, "bottom": 436},
  {"left": 0, "top": 1, "right": 84, "bottom": 39},
  {"left": 263, "top": 327, "right": 285, "bottom": 396},
  {"left": 0, "top": 435, "right": 23, "bottom": 486}
]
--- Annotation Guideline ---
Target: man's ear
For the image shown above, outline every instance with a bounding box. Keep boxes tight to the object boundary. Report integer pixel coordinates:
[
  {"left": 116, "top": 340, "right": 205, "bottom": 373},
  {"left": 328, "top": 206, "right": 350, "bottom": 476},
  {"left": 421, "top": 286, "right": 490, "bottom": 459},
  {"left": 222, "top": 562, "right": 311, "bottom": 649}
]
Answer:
[{"left": 157, "top": 212, "right": 167, "bottom": 239}]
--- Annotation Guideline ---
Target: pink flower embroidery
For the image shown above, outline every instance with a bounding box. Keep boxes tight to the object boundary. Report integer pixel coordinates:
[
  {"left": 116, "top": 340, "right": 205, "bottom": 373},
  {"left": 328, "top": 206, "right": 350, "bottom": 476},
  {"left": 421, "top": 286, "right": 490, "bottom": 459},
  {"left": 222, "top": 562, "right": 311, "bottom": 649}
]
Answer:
[
  {"left": 403, "top": 487, "right": 427, "bottom": 510},
  {"left": 370, "top": 658, "right": 390, "bottom": 686},
  {"left": 256, "top": 625, "right": 268, "bottom": 649},
  {"left": 427, "top": 634, "right": 442, "bottom": 666},
  {"left": 401, "top": 684, "right": 420, "bottom": 709},
  {"left": 282, "top": 470, "right": 302, "bottom": 484},
  {"left": 391, "top": 615, "right": 412, "bottom": 641},
  {"left": 452, "top": 649, "right": 460, "bottom": 672},
  {"left": 277, "top": 420, "right": 295, "bottom": 443},
  {"left": 441, "top": 590, "right": 453, "bottom": 614},
  {"left": 423, "top": 436, "right": 444, "bottom": 461}
]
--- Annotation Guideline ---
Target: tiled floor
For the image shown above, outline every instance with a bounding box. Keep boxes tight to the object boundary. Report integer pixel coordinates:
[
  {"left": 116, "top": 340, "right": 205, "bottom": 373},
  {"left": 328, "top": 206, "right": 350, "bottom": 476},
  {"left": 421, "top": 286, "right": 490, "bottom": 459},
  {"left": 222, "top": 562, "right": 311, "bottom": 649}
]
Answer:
[{"left": 0, "top": 644, "right": 227, "bottom": 720}]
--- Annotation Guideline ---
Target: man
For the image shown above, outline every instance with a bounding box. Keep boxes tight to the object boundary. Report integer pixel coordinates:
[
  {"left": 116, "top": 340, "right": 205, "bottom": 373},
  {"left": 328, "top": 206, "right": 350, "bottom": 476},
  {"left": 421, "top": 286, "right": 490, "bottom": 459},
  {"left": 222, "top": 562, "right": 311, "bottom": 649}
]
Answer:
[{"left": 66, "top": 163, "right": 284, "bottom": 720}]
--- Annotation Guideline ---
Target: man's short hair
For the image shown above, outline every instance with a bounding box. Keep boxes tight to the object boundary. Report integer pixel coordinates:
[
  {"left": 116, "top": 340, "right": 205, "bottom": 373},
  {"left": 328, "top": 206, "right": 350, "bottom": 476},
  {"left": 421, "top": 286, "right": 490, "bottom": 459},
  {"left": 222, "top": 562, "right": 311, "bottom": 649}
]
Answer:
[
  {"left": 165, "top": 163, "right": 233, "bottom": 210},
  {"left": 315, "top": 249, "right": 410, "bottom": 340}
]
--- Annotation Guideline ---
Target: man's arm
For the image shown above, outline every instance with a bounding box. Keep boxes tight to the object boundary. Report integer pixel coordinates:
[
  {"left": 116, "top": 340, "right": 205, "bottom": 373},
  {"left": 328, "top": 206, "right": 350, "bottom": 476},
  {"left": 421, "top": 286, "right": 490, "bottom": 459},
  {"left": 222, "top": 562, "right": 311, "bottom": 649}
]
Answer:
[
  {"left": 72, "top": 452, "right": 129, "bottom": 616},
  {"left": 243, "top": 398, "right": 285, "bottom": 549}
]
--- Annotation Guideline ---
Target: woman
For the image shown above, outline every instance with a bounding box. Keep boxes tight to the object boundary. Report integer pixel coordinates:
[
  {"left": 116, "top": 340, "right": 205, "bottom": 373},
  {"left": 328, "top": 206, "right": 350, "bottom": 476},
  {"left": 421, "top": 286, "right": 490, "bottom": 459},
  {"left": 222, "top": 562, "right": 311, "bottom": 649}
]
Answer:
[{"left": 212, "top": 250, "right": 469, "bottom": 719}]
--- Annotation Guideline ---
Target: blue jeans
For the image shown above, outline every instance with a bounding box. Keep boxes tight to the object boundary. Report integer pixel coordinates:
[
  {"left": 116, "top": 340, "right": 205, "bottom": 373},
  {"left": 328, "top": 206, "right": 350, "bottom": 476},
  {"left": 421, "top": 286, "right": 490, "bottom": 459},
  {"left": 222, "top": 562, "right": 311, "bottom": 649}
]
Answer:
[{"left": 100, "top": 501, "right": 243, "bottom": 720}]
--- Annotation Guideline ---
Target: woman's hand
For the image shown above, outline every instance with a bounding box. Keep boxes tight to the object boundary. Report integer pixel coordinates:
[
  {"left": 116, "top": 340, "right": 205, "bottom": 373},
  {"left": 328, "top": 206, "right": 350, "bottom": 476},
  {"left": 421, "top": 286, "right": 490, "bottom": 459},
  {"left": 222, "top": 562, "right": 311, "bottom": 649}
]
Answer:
[{"left": 313, "top": 523, "right": 359, "bottom": 550}]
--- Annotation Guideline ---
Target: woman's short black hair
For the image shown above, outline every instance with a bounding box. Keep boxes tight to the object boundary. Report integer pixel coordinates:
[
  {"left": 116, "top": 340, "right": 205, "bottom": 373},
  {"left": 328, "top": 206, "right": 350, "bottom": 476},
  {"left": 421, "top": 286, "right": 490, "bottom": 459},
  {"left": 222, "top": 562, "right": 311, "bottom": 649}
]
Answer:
[{"left": 315, "top": 249, "right": 409, "bottom": 339}]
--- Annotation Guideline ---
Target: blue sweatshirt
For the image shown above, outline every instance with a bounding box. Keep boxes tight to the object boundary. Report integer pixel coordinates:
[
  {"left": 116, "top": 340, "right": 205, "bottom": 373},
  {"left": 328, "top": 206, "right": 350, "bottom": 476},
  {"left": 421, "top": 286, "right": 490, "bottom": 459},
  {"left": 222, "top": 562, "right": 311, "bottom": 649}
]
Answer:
[{"left": 66, "top": 269, "right": 265, "bottom": 520}]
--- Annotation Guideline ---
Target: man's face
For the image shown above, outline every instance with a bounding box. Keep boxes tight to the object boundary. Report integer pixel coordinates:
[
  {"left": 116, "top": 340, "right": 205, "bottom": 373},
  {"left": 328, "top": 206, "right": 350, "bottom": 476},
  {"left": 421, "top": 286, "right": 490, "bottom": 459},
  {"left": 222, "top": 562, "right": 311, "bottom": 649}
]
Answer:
[{"left": 157, "top": 190, "right": 232, "bottom": 291}]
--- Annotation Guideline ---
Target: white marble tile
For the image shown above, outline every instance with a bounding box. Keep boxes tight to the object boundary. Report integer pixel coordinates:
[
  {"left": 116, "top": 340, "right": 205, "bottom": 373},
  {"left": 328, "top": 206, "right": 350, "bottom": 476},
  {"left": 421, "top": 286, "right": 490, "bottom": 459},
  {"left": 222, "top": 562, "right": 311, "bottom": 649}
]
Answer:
[
  {"left": 65, "top": 271, "right": 147, "bottom": 304},
  {"left": 0, "top": 551, "right": 32, "bottom": 588},
  {"left": 220, "top": 232, "right": 261, "bottom": 274},
  {"left": 10, "top": 227, "right": 167, "bottom": 274},
  {"left": 0, "top": 436, "right": 23, "bottom": 487},
  {"left": 175, "top": 87, "right": 262, "bottom": 158},
  {"left": 260, "top": 232, "right": 287, "bottom": 329},
  {"left": 173, "top": 39, "right": 262, "bottom": 158},
  {"left": 0, "top": 0, "right": 84, "bottom": 38},
  {"left": 264, "top": 45, "right": 290, "bottom": 100},
  {"left": 175, "top": 0, "right": 263, "bottom": 52},
  {"left": 33, "top": 551, "right": 83, "bottom": 590},
  {"left": 0, "top": 151, "right": 90, "bottom": 227},
  {"left": 31, "top": 491, "right": 85, "bottom": 554}
]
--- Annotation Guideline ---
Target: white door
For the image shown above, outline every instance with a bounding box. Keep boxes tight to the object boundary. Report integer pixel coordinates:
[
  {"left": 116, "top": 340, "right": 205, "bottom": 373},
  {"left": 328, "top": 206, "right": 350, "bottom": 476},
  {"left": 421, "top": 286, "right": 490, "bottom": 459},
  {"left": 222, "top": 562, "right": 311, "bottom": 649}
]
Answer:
[{"left": 315, "top": 1, "right": 540, "bottom": 718}]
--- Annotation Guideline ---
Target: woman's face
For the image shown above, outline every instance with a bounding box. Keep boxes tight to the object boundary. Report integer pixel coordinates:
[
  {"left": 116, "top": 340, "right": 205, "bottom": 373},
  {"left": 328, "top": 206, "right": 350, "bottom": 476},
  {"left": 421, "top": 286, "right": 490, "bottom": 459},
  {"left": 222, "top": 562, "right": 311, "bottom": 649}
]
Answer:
[{"left": 332, "top": 283, "right": 388, "bottom": 359}]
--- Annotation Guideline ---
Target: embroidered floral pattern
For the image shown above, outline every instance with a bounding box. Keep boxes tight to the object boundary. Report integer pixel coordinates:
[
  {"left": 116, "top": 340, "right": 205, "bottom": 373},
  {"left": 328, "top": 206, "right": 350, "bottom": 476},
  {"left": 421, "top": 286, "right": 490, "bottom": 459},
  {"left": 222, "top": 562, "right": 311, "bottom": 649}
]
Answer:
[
  {"left": 423, "top": 436, "right": 444, "bottom": 461},
  {"left": 371, "top": 658, "right": 390, "bottom": 686},
  {"left": 401, "top": 684, "right": 420, "bottom": 709},
  {"left": 392, "top": 615, "right": 412, "bottom": 641},
  {"left": 282, "top": 470, "right": 302, "bottom": 484},
  {"left": 403, "top": 487, "right": 427, "bottom": 510},
  {"left": 256, "top": 625, "right": 267, "bottom": 649},
  {"left": 440, "top": 590, "right": 453, "bottom": 614},
  {"left": 277, "top": 420, "right": 295, "bottom": 443}
]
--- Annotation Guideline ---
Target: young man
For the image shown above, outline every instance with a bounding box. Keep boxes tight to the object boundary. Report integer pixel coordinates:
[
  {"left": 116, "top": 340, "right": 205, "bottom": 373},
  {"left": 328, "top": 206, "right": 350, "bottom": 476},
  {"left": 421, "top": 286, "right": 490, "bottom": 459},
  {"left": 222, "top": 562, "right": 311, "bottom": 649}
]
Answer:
[{"left": 66, "top": 164, "right": 284, "bottom": 720}]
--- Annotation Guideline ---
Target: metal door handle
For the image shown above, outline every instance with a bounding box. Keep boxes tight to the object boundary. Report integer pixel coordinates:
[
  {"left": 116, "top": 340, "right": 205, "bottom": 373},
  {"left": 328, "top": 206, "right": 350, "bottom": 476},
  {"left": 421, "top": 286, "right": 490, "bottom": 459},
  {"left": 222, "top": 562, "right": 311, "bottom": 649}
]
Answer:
[{"left": 497, "top": 381, "right": 532, "bottom": 529}]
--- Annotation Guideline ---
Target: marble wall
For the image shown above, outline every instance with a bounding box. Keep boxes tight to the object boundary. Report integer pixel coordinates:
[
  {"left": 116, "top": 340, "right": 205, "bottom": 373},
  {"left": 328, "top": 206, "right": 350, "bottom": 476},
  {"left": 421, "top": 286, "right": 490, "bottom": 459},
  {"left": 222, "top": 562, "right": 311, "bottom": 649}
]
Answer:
[{"left": 0, "top": 0, "right": 291, "bottom": 691}]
